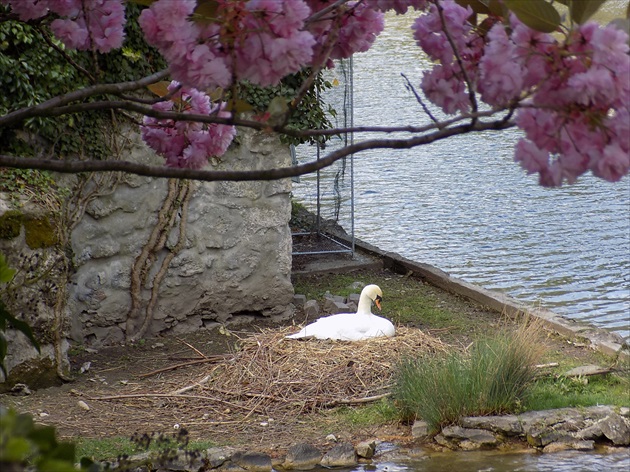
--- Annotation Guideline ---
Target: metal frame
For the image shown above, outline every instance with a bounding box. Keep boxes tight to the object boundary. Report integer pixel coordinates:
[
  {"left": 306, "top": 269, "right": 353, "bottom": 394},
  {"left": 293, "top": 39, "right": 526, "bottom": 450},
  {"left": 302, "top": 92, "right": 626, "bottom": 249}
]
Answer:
[{"left": 291, "top": 58, "right": 355, "bottom": 257}]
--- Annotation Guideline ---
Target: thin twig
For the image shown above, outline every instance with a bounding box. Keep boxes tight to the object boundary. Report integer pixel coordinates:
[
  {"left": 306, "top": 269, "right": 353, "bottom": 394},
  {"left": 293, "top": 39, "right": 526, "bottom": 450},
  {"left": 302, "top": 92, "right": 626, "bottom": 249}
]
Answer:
[{"left": 138, "top": 356, "right": 231, "bottom": 378}]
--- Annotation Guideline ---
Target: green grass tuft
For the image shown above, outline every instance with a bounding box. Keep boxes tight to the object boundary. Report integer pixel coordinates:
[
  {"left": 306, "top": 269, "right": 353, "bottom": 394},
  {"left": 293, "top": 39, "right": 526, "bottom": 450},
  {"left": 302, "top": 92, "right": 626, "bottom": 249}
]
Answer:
[{"left": 393, "top": 320, "right": 544, "bottom": 432}]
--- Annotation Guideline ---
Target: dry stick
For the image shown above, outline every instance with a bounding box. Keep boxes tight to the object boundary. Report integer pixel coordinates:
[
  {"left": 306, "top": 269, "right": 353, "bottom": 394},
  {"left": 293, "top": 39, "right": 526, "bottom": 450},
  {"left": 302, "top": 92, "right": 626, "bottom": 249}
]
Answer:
[
  {"left": 171, "top": 374, "right": 213, "bottom": 395},
  {"left": 323, "top": 392, "right": 392, "bottom": 407},
  {"left": 138, "top": 355, "right": 231, "bottom": 378},
  {"left": 177, "top": 337, "right": 208, "bottom": 359},
  {"left": 87, "top": 393, "right": 258, "bottom": 413}
]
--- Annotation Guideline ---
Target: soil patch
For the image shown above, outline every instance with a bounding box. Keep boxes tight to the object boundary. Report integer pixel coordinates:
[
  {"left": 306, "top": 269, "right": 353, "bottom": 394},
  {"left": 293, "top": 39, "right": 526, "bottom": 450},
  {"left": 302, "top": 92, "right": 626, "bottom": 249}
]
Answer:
[{"left": 2, "top": 265, "right": 610, "bottom": 455}]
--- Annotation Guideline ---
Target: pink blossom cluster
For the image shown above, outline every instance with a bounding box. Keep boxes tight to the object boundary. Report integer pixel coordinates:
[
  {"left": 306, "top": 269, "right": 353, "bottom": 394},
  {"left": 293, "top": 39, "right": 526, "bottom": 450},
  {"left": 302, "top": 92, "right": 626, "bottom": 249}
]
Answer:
[
  {"left": 1, "top": 0, "right": 125, "bottom": 52},
  {"left": 305, "top": 0, "right": 384, "bottom": 64},
  {"left": 412, "top": 0, "right": 484, "bottom": 114},
  {"left": 411, "top": 1, "right": 629, "bottom": 185},
  {"left": 509, "top": 20, "right": 630, "bottom": 186},
  {"left": 138, "top": 0, "right": 316, "bottom": 89},
  {"left": 140, "top": 81, "right": 236, "bottom": 170},
  {"left": 366, "top": 0, "right": 429, "bottom": 15}
]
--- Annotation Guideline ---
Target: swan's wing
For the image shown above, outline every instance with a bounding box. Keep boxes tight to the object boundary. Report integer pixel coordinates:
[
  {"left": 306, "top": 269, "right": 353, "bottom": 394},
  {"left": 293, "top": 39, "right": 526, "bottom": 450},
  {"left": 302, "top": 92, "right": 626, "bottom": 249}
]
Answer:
[{"left": 286, "top": 313, "right": 356, "bottom": 339}]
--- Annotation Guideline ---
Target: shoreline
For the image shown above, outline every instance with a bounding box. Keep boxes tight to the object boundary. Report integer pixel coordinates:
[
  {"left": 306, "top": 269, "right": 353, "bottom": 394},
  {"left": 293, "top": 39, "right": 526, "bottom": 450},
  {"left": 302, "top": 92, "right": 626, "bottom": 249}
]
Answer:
[{"left": 301, "top": 228, "right": 629, "bottom": 360}]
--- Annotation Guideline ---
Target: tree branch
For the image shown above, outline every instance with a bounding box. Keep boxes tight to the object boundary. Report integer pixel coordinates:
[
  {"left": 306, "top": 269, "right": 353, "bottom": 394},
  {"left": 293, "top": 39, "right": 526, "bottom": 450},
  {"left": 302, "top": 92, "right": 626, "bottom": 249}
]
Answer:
[
  {"left": 0, "top": 118, "right": 515, "bottom": 181},
  {"left": 0, "top": 69, "right": 170, "bottom": 128}
]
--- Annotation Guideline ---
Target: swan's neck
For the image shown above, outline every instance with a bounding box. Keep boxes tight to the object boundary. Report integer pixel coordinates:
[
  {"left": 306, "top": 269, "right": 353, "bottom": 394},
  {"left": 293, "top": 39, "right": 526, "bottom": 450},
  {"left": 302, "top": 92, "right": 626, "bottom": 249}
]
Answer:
[{"left": 356, "top": 297, "right": 374, "bottom": 316}]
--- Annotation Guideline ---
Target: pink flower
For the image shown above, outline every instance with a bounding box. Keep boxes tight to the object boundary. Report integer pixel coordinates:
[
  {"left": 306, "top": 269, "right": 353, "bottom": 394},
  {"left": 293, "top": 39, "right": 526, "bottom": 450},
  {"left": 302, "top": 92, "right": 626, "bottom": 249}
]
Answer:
[
  {"left": 421, "top": 65, "right": 470, "bottom": 115},
  {"left": 50, "top": 18, "right": 90, "bottom": 50},
  {"left": 1, "top": 0, "right": 48, "bottom": 20},
  {"left": 592, "top": 143, "right": 630, "bottom": 182},
  {"left": 141, "top": 82, "right": 236, "bottom": 169},
  {"left": 478, "top": 24, "right": 524, "bottom": 106},
  {"left": 514, "top": 139, "right": 549, "bottom": 174}
]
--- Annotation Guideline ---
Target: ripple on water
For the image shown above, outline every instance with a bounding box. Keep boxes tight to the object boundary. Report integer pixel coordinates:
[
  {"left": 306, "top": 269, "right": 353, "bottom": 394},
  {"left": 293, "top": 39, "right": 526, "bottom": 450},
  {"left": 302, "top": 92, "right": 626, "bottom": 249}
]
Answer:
[{"left": 294, "top": 11, "right": 630, "bottom": 340}]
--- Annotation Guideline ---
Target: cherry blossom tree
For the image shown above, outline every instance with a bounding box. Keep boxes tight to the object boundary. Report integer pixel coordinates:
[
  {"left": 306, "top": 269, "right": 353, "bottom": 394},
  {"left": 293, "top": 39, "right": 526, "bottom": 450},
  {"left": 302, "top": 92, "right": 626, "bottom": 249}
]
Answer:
[{"left": 0, "top": 0, "right": 628, "bottom": 186}]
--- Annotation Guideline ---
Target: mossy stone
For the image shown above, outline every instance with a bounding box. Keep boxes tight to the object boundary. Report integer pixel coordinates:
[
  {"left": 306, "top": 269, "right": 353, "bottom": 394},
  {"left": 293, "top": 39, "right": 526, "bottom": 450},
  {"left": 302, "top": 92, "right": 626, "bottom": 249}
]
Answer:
[
  {"left": 0, "top": 357, "right": 63, "bottom": 393},
  {"left": 0, "top": 210, "right": 23, "bottom": 240},
  {"left": 23, "top": 217, "right": 57, "bottom": 249}
]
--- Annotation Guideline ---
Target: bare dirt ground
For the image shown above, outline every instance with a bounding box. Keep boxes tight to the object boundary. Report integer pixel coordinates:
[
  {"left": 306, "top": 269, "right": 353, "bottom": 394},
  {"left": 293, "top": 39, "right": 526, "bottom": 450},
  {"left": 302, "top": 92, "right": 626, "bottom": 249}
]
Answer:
[{"left": 2, "top": 259, "right": 612, "bottom": 456}]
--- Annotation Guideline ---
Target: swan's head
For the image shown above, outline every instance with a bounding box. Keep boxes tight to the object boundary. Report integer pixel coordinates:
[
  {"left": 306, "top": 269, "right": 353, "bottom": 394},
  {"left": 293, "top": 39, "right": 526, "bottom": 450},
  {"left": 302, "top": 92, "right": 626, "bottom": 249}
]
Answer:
[{"left": 363, "top": 284, "right": 383, "bottom": 310}]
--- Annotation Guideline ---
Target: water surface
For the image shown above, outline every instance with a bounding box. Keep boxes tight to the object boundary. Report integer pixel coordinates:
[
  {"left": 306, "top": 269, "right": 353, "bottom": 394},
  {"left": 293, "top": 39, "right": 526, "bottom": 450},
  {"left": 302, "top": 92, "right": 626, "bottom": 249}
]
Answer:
[{"left": 293, "top": 6, "right": 630, "bottom": 340}]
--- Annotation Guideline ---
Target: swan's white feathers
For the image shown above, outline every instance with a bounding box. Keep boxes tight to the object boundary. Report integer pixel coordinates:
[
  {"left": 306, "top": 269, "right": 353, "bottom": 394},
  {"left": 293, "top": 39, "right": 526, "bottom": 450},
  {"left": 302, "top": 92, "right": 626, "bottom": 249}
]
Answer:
[{"left": 286, "top": 284, "right": 395, "bottom": 341}]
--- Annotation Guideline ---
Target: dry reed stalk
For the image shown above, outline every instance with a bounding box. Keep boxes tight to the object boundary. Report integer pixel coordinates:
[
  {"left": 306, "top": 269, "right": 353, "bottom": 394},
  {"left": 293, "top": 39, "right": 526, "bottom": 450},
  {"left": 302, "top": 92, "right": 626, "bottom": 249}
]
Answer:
[{"left": 192, "top": 326, "right": 449, "bottom": 419}]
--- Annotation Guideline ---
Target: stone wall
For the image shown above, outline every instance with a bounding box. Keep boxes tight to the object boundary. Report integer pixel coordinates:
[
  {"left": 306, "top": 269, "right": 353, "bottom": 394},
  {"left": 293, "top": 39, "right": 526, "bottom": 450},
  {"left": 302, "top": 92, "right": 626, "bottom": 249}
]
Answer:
[{"left": 1, "top": 126, "right": 295, "bottom": 385}]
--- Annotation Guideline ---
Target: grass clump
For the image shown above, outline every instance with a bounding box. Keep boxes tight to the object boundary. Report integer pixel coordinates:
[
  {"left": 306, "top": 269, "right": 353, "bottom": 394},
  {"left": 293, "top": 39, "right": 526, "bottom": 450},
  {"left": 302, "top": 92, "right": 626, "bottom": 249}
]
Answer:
[{"left": 393, "top": 319, "right": 544, "bottom": 433}]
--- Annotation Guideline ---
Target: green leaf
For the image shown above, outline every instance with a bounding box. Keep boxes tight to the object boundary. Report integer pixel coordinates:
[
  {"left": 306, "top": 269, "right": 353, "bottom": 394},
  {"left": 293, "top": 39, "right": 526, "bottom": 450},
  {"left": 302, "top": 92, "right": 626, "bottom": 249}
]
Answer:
[
  {"left": 29, "top": 425, "right": 58, "bottom": 453},
  {"left": 569, "top": 0, "right": 608, "bottom": 24},
  {"left": 0, "top": 253, "right": 16, "bottom": 283},
  {"left": 2, "top": 437, "right": 32, "bottom": 461},
  {"left": 193, "top": 0, "right": 219, "bottom": 23},
  {"left": 504, "top": 0, "right": 562, "bottom": 32},
  {"left": 0, "top": 300, "right": 40, "bottom": 353},
  {"left": 49, "top": 442, "right": 76, "bottom": 462},
  {"left": 455, "top": 0, "right": 491, "bottom": 15},
  {"left": 35, "top": 458, "right": 77, "bottom": 472},
  {"left": 127, "top": 0, "right": 158, "bottom": 6}
]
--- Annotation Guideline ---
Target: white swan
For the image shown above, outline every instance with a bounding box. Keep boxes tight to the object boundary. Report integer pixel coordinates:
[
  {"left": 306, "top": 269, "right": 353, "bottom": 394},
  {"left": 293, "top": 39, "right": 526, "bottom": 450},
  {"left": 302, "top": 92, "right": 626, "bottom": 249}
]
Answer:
[{"left": 286, "top": 284, "right": 395, "bottom": 341}]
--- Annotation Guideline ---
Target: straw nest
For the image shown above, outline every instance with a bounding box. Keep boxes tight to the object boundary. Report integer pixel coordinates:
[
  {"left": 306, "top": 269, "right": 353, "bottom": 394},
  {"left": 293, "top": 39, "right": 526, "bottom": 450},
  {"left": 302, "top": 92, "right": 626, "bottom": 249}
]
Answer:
[{"left": 194, "top": 325, "right": 449, "bottom": 419}]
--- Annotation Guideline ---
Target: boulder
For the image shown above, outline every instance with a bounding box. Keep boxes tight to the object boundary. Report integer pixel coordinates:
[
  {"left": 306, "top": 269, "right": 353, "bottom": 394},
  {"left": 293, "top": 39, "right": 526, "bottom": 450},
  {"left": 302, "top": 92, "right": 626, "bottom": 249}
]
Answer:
[
  {"left": 461, "top": 414, "right": 523, "bottom": 435},
  {"left": 322, "top": 298, "right": 350, "bottom": 314},
  {"left": 411, "top": 420, "right": 431, "bottom": 439},
  {"left": 283, "top": 443, "right": 322, "bottom": 470},
  {"left": 320, "top": 443, "right": 357, "bottom": 467},
  {"left": 355, "top": 440, "right": 376, "bottom": 459},
  {"left": 303, "top": 300, "right": 319, "bottom": 318},
  {"left": 230, "top": 451, "right": 272, "bottom": 472},
  {"left": 599, "top": 413, "right": 630, "bottom": 446},
  {"left": 439, "top": 426, "right": 499, "bottom": 450}
]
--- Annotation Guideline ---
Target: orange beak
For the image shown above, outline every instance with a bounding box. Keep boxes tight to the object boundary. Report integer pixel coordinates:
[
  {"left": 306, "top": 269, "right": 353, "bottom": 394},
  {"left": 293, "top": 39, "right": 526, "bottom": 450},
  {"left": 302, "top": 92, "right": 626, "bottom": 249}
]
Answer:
[{"left": 374, "top": 296, "right": 382, "bottom": 310}]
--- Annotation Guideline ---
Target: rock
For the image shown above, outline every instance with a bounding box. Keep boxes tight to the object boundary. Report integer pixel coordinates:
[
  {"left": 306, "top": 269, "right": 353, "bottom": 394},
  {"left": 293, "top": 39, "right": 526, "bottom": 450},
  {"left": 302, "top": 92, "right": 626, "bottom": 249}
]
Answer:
[
  {"left": 77, "top": 400, "right": 90, "bottom": 411},
  {"left": 230, "top": 451, "right": 272, "bottom": 472},
  {"left": 526, "top": 430, "right": 574, "bottom": 448},
  {"left": 542, "top": 442, "right": 572, "bottom": 454},
  {"left": 348, "top": 282, "right": 365, "bottom": 290},
  {"left": 355, "top": 440, "right": 376, "bottom": 459},
  {"left": 205, "top": 447, "right": 235, "bottom": 469},
  {"left": 461, "top": 414, "right": 523, "bottom": 435},
  {"left": 440, "top": 426, "right": 499, "bottom": 449},
  {"left": 293, "top": 294, "right": 307, "bottom": 307},
  {"left": 283, "top": 443, "right": 322, "bottom": 470},
  {"left": 542, "top": 440, "right": 594, "bottom": 453},
  {"left": 325, "top": 434, "right": 337, "bottom": 442},
  {"left": 572, "top": 440, "right": 596, "bottom": 451},
  {"left": 303, "top": 300, "right": 319, "bottom": 318},
  {"left": 9, "top": 383, "right": 32, "bottom": 396},
  {"left": 322, "top": 298, "right": 350, "bottom": 314},
  {"left": 411, "top": 420, "right": 431, "bottom": 439},
  {"left": 320, "top": 443, "right": 357, "bottom": 467},
  {"left": 220, "top": 462, "right": 247, "bottom": 472},
  {"left": 346, "top": 293, "right": 361, "bottom": 305},
  {"left": 564, "top": 365, "right": 612, "bottom": 377},
  {"left": 599, "top": 413, "right": 630, "bottom": 445}
]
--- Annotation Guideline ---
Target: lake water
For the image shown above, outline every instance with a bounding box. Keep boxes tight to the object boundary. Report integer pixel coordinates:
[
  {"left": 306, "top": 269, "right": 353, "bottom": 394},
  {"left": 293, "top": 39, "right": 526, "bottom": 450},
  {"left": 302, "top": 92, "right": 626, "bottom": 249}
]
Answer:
[
  {"left": 293, "top": 5, "right": 630, "bottom": 341},
  {"left": 366, "top": 449, "right": 630, "bottom": 472}
]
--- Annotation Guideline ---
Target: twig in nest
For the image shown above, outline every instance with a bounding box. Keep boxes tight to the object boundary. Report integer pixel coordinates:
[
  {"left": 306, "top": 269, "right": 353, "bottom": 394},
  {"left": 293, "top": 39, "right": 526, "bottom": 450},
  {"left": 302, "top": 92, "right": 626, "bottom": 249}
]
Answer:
[
  {"left": 177, "top": 337, "right": 208, "bottom": 359},
  {"left": 138, "top": 355, "right": 232, "bottom": 378},
  {"left": 322, "top": 392, "right": 392, "bottom": 407}
]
